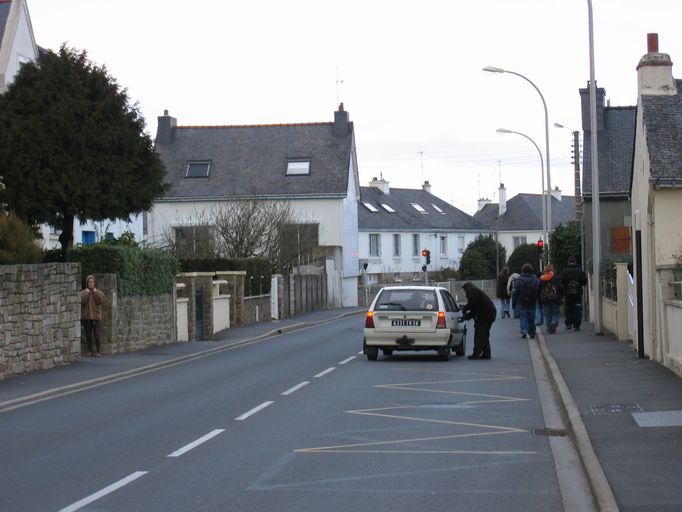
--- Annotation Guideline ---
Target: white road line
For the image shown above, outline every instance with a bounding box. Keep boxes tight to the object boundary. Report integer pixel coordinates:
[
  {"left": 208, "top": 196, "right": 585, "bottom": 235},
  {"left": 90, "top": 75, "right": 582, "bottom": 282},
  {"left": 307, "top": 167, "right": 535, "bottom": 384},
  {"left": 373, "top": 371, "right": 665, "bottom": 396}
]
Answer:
[
  {"left": 167, "top": 429, "right": 225, "bottom": 458},
  {"left": 338, "top": 356, "right": 356, "bottom": 365},
  {"left": 58, "top": 471, "right": 148, "bottom": 512},
  {"left": 282, "top": 381, "right": 310, "bottom": 396},
  {"left": 357, "top": 350, "right": 364, "bottom": 355},
  {"left": 235, "top": 401, "right": 274, "bottom": 420},
  {"left": 314, "top": 367, "right": 336, "bottom": 378}
]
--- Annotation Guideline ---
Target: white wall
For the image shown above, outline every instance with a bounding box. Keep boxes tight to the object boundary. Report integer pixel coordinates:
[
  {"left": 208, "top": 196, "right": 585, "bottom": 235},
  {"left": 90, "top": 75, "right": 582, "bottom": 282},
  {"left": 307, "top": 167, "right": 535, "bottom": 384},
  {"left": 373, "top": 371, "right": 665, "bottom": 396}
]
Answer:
[
  {"left": 0, "top": 0, "right": 37, "bottom": 91},
  {"left": 40, "top": 216, "right": 144, "bottom": 249}
]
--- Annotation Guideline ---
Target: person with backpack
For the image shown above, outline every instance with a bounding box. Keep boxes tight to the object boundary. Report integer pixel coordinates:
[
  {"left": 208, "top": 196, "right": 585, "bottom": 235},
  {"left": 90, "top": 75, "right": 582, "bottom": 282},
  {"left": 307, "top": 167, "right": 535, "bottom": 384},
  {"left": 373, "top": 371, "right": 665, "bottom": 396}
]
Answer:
[
  {"left": 496, "top": 267, "right": 511, "bottom": 318},
  {"left": 538, "top": 263, "right": 564, "bottom": 334},
  {"left": 560, "top": 255, "right": 588, "bottom": 330},
  {"left": 511, "top": 263, "right": 540, "bottom": 339},
  {"left": 507, "top": 270, "right": 521, "bottom": 318}
]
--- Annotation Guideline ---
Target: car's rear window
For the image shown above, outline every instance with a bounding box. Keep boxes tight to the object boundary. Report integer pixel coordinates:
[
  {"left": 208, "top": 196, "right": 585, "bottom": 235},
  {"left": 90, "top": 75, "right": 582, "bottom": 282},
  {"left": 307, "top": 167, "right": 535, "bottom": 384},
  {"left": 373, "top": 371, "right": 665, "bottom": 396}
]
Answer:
[{"left": 375, "top": 289, "right": 438, "bottom": 311}]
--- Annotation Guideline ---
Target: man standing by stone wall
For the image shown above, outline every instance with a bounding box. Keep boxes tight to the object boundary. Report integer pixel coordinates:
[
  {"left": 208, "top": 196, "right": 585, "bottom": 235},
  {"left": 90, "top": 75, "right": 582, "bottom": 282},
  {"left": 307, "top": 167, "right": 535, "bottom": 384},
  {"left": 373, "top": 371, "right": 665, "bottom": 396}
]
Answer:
[{"left": 81, "top": 275, "right": 106, "bottom": 357}]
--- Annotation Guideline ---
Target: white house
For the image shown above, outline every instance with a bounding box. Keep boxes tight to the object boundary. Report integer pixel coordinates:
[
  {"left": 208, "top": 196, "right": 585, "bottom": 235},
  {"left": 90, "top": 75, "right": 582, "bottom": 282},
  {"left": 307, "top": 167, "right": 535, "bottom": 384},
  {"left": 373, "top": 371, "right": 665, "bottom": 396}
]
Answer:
[
  {"left": 630, "top": 33, "right": 682, "bottom": 375},
  {"left": 0, "top": 0, "right": 37, "bottom": 93},
  {"left": 146, "top": 105, "right": 360, "bottom": 307},
  {"left": 358, "top": 178, "right": 489, "bottom": 284}
]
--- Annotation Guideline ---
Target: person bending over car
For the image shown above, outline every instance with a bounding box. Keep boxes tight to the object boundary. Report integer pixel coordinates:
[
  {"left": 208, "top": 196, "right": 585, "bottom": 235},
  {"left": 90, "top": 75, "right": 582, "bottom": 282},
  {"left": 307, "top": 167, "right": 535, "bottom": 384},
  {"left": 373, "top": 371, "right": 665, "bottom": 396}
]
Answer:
[{"left": 459, "top": 282, "right": 497, "bottom": 360}]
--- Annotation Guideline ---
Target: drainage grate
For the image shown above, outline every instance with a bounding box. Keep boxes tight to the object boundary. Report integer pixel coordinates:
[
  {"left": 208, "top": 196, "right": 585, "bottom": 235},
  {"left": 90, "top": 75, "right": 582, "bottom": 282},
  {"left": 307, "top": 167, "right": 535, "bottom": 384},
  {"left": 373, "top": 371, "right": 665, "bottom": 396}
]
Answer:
[
  {"left": 533, "top": 428, "right": 568, "bottom": 437},
  {"left": 589, "top": 403, "right": 643, "bottom": 416},
  {"left": 632, "top": 410, "right": 682, "bottom": 427}
]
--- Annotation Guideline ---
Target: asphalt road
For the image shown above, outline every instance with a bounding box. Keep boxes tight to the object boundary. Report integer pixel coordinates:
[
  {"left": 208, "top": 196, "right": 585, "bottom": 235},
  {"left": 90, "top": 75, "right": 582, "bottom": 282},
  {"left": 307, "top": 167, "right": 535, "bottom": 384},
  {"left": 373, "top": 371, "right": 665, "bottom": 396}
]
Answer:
[{"left": 0, "top": 315, "right": 592, "bottom": 511}]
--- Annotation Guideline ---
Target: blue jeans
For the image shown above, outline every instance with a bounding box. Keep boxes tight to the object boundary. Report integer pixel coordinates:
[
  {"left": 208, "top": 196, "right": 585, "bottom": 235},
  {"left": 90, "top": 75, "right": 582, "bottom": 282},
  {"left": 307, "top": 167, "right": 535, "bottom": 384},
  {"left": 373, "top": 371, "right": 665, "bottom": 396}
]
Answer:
[
  {"left": 541, "top": 303, "right": 561, "bottom": 331},
  {"left": 500, "top": 298, "right": 510, "bottom": 317},
  {"left": 518, "top": 306, "right": 536, "bottom": 338}
]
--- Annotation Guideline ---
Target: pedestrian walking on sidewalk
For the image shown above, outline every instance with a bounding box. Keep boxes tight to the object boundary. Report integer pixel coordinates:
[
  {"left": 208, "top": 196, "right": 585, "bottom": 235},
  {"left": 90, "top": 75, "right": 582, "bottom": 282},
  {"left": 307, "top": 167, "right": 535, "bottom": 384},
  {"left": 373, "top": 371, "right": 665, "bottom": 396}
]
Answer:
[
  {"left": 507, "top": 271, "right": 520, "bottom": 318},
  {"left": 511, "top": 263, "right": 540, "bottom": 339},
  {"left": 538, "top": 264, "right": 564, "bottom": 334},
  {"left": 560, "top": 255, "right": 587, "bottom": 330},
  {"left": 460, "top": 282, "right": 497, "bottom": 360},
  {"left": 81, "top": 275, "right": 106, "bottom": 357},
  {"left": 496, "top": 266, "right": 511, "bottom": 319}
]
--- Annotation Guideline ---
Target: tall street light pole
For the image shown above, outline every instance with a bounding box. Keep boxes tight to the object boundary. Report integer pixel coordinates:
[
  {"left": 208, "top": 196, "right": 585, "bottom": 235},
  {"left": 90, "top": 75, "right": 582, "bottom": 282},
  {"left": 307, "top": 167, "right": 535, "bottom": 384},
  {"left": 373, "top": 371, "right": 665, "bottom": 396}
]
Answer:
[
  {"left": 484, "top": 66, "right": 552, "bottom": 256},
  {"left": 587, "top": 0, "right": 602, "bottom": 334},
  {"left": 496, "top": 128, "right": 547, "bottom": 250}
]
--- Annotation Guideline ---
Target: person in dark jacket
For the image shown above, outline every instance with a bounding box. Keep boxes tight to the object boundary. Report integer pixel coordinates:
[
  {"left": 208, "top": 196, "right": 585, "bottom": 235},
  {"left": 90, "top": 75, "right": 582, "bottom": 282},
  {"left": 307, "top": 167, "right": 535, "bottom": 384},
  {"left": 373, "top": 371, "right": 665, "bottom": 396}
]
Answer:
[
  {"left": 496, "top": 267, "right": 511, "bottom": 318},
  {"left": 460, "top": 282, "right": 497, "bottom": 359},
  {"left": 538, "top": 264, "right": 564, "bottom": 334},
  {"left": 80, "top": 275, "right": 106, "bottom": 357},
  {"left": 512, "top": 263, "right": 540, "bottom": 339},
  {"left": 559, "top": 255, "right": 588, "bottom": 330}
]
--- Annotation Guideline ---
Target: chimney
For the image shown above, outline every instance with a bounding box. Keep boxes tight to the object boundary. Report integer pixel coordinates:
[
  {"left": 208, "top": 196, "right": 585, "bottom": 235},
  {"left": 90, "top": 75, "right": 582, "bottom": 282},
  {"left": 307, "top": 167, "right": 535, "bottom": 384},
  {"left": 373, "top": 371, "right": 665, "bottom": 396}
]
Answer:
[
  {"left": 477, "top": 197, "right": 491, "bottom": 212},
  {"left": 637, "top": 33, "right": 676, "bottom": 96},
  {"left": 333, "top": 102, "right": 350, "bottom": 136},
  {"left": 498, "top": 183, "right": 507, "bottom": 216},
  {"left": 156, "top": 109, "right": 177, "bottom": 145},
  {"left": 369, "top": 176, "right": 390, "bottom": 194},
  {"left": 551, "top": 186, "right": 562, "bottom": 201},
  {"left": 422, "top": 180, "right": 432, "bottom": 194},
  {"left": 579, "top": 84, "right": 605, "bottom": 132}
]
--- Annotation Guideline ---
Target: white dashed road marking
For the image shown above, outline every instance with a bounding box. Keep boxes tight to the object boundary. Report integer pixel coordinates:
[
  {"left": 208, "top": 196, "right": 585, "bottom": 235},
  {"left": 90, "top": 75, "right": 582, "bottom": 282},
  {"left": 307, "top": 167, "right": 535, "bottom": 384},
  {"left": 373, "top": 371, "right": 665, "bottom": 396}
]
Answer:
[
  {"left": 282, "top": 381, "right": 310, "bottom": 396},
  {"left": 235, "top": 401, "right": 274, "bottom": 420},
  {"left": 338, "top": 356, "right": 356, "bottom": 365},
  {"left": 59, "top": 471, "right": 148, "bottom": 512},
  {"left": 167, "top": 429, "right": 226, "bottom": 458},
  {"left": 314, "top": 367, "right": 336, "bottom": 378}
]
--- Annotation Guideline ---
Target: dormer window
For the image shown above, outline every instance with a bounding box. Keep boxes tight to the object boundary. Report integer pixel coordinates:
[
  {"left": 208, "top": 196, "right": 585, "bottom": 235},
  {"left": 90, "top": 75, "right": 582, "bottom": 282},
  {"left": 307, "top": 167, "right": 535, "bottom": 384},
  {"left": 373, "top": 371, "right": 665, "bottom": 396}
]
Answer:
[
  {"left": 432, "top": 204, "right": 445, "bottom": 214},
  {"left": 381, "top": 204, "right": 395, "bottom": 212},
  {"left": 363, "top": 202, "right": 379, "bottom": 212},
  {"left": 286, "top": 160, "right": 311, "bottom": 176},
  {"left": 411, "top": 203, "right": 427, "bottom": 214},
  {"left": 186, "top": 161, "right": 210, "bottom": 178}
]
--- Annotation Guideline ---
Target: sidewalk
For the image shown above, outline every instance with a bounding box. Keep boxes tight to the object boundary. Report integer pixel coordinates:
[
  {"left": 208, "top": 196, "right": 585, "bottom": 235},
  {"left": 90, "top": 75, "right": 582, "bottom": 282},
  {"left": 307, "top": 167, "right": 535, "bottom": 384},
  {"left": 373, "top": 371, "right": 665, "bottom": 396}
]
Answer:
[
  {"left": 538, "top": 321, "right": 682, "bottom": 511},
  {"left": 0, "top": 307, "right": 365, "bottom": 412}
]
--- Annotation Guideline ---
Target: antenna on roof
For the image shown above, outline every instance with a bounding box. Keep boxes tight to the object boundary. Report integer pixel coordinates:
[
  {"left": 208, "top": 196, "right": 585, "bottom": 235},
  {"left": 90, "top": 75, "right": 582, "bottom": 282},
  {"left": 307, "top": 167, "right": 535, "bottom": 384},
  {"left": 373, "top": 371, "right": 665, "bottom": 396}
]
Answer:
[
  {"left": 418, "top": 151, "right": 424, "bottom": 187},
  {"left": 336, "top": 68, "right": 344, "bottom": 106},
  {"left": 498, "top": 159, "right": 502, "bottom": 182}
]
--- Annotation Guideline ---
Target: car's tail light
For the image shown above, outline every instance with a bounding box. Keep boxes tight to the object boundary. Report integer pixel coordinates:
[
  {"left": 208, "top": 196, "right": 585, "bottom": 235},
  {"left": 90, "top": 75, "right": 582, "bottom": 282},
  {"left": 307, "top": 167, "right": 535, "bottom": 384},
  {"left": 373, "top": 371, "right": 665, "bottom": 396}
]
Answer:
[
  {"left": 365, "top": 311, "right": 375, "bottom": 328},
  {"left": 436, "top": 311, "right": 446, "bottom": 329}
]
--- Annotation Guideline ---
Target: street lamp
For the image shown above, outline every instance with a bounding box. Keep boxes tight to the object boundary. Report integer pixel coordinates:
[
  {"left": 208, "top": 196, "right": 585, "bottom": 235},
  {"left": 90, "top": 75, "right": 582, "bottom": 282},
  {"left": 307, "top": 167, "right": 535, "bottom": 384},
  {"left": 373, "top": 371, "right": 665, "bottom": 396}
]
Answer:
[
  {"left": 496, "top": 128, "right": 547, "bottom": 251},
  {"left": 587, "top": 0, "right": 602, "bottom": 334},
  {"left": 483, "top": 66, "right": 552, "bottom": 255}
]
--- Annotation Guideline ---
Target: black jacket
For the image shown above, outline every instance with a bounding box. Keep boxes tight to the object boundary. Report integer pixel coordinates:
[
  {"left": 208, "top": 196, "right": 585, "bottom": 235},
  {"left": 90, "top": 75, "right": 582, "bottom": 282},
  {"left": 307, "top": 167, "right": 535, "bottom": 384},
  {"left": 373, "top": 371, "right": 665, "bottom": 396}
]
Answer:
[
  {"left": 461, "top": 282, "right": 497, "bottom": 323},
  {"left": 560, "top": 263, "right": 588, "bottom": 303}
]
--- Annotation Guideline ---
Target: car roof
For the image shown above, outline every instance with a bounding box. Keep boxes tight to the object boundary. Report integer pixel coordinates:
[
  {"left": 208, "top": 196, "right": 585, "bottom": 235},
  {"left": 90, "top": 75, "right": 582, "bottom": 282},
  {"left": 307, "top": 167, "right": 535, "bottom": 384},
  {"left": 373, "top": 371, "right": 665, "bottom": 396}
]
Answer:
[{"left": 379, "top": 285, "right": 446, "bottom": 291}]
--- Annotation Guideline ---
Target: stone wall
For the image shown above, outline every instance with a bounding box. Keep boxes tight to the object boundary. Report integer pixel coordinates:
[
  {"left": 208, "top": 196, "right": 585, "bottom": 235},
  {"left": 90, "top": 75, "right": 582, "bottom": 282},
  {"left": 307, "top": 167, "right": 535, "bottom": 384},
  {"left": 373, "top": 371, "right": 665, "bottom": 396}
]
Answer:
[
  {"left": 0, "top": 263, "right": 81, "bottom": 378},
  {"left": 243, "top": 295, "right": 271, "bottom": 324},
  {"left": 90, "top": 273, "right": 177, "bottom": 354}
]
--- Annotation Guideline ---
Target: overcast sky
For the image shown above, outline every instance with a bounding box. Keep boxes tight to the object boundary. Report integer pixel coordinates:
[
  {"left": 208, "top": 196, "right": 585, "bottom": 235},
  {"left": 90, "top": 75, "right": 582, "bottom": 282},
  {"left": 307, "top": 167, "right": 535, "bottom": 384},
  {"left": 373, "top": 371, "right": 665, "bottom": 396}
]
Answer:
[{"left": 26, "top": 0, "right": 682, "bottom": 214}]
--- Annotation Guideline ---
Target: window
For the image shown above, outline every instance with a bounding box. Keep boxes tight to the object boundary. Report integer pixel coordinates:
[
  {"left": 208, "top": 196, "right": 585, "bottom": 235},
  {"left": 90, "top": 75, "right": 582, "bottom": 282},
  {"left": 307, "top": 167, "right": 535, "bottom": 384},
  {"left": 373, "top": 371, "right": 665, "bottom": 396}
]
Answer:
[
  {"left": 186, "top": 161, "right": 211, "bottom": 178},
  {"left": 432, "top": 204, "right": 445, "bottom": 214},
  {"left": 174, "top": 225, "right": 215, "bottom": 257},
  {"left": 82, "top": 231, "right": 96, "bottom": 245},
  {"left": 612, "top": 226, "right": 631, "bottom": 254},
  {"left": 513, "top": 236, "right": 527, "bottom": 249},
  {"left": 410, "top": 203, "right": 427, "bottom": 214},
  {"left": 440, "top": 235, "right": 447, "bottom": 255},
  {"left": 381, "top": 203, "right": 395, "bottom": 212},
  {"left": 458, "top": 236, "right": 465, "bottom": 254},
  {"left": 369, "top": 234, "right": 381, "bottom": 257},
  {"left": 363, "top": 202, "right": 379, "bottom": 212},
  {"left": 412, "top": 234, "right": 420, "bottom": 256},
  {"left": 286, "top": 160, "right": 310, "bottom": 175},
  {"left": 393, "top": 234, "right": 401, "bottom": 257}
]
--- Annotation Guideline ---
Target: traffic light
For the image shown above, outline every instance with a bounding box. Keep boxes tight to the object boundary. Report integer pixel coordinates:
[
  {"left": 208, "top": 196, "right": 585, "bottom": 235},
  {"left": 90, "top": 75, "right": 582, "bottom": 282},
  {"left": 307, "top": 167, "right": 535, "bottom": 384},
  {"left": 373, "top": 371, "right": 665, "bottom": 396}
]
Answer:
[
  {"left": 421, "top": 249, "right": 431, "bottom": 265},
  {"left": 537, "top": 239, "right": 544, "bottom": 254}
]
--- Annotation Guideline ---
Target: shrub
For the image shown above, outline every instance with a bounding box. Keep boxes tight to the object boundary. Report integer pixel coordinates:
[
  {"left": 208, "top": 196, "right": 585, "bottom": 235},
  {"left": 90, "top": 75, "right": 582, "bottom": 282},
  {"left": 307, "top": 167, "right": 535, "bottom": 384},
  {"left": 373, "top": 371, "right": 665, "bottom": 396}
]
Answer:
[{"left": 0, "top": 212, "right": 43, "bottom": 264}]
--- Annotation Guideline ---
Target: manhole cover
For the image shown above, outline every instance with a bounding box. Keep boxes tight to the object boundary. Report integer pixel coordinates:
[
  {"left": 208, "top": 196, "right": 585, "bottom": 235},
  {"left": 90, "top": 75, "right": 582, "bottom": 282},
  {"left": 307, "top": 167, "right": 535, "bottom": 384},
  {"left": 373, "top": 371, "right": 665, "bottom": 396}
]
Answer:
[
  {"left": 589, "top": 403, "right": 643, "bottom": 416},
  {"left": 533, "top": 428, "right": 568, "bottom": 437},
  {"left": 632, "top": 410, "right": 682, "bottom": 427}
]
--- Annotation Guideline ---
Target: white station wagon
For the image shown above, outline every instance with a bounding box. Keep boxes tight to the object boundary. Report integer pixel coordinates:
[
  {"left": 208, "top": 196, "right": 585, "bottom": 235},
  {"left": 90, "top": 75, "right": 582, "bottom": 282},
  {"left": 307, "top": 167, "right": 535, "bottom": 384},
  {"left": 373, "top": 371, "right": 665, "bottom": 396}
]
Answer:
[{"left": 363, "top": 285, "right": 466, "bottom": 361}]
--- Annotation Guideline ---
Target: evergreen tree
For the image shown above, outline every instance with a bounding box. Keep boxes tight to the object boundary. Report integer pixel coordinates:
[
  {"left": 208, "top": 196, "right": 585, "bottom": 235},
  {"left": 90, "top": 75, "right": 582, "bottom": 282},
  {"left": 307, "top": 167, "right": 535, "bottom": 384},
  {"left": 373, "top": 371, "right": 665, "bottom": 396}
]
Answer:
[
  {"left": 458, "top": 234, "right": 506, "bottom": 280},
  {"left": 0, "top": 45, "right": 168, "bottom": 251}
]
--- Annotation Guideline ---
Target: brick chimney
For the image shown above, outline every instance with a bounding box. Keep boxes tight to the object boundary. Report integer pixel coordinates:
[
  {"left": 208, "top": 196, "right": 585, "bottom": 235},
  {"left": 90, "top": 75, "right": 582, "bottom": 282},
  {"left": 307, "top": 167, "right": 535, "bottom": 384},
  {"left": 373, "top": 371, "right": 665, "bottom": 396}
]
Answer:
[
  {"left": 579, "top": 85, "right": 605, "bottom": 132},
  {"left": 498, "top": 183, "right": 507, "bottom": 216},
  {"left": 156, "top": 109, "right": 177, "bottom": 144},
  {"left": 422, "top": 180, "right": 432, "bottom": 194},
  {"left": 551, "top": 186, "right": 562, "bottom": 201},
  {"left": 333, "top": 102, "right": 350, "bottom": 136},
  {"left": 637, "top": 33, "right": 676, "bottom": 96}
]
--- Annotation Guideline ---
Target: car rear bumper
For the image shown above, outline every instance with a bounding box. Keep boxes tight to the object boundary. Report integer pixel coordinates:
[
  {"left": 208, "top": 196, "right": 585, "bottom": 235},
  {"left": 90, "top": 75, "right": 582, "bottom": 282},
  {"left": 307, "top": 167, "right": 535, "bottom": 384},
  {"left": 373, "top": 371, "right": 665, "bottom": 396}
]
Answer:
[{"left": 363, "top": 329, "right": 451, "bottom": 348}]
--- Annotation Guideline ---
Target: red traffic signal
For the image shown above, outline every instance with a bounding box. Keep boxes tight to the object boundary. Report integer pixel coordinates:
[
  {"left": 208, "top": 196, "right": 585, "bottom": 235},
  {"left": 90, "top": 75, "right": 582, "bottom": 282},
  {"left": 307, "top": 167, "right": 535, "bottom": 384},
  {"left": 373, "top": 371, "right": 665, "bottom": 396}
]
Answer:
[
  {"left": 421, "top": 249, "right": 428, "bottom": 257},
  {"left": 537, "top": 239, "right": 544, "bottom": 253},
  {"left": 422, "top": 249, "right": 431, "bottom": 265}
]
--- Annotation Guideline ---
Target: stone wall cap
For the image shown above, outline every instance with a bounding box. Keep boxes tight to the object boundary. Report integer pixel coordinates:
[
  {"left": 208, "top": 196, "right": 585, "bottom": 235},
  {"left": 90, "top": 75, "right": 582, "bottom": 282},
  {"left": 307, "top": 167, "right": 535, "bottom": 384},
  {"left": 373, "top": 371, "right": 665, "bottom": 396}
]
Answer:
[
  {"left": 215, "top": 271, "right": 248, "bottom": 276},
  {"left": 177, "top": 272, "right": 215, "bottom": 277}
]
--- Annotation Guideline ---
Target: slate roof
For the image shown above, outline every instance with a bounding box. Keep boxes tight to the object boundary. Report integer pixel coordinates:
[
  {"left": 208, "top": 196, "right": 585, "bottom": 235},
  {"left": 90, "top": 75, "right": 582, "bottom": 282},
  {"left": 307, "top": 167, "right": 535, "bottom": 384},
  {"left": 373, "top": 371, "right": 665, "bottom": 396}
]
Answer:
[
  {"left": 358, "top": 186, "right": 488, "bottom": 232},
  {"left": 0, "top": 1, "right": 11, "bottom": 45},
  {"left": 473, "top": 193, "right": 577, "bottom": 231},
  {"left": 155, "top": 122, "right": 353, "bottom": 200},
  {"left": 583, "top": 106, "right": 636, "bottom": 197},
  {"left": 641, "top": 80, "right": 682, "bottom": 186}
]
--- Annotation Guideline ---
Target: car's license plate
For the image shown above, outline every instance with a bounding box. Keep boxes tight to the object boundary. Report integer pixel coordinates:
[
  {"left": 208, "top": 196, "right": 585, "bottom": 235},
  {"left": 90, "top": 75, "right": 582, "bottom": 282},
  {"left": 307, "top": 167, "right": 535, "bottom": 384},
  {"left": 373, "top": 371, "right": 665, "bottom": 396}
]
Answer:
[{"left": 392, "top": 319, "right": 421, "bottom": 326}]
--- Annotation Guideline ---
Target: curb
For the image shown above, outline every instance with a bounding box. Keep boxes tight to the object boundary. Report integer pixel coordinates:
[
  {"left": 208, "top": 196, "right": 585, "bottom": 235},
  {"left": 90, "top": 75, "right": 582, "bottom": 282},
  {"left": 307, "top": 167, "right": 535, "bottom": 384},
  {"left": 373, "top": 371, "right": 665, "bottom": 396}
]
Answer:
[
  {"left": 536, "top": 329, "right": 620, "bottom": 512},
  {"left": 0, "top": 309, "right": 365, "bottom": 414}
]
